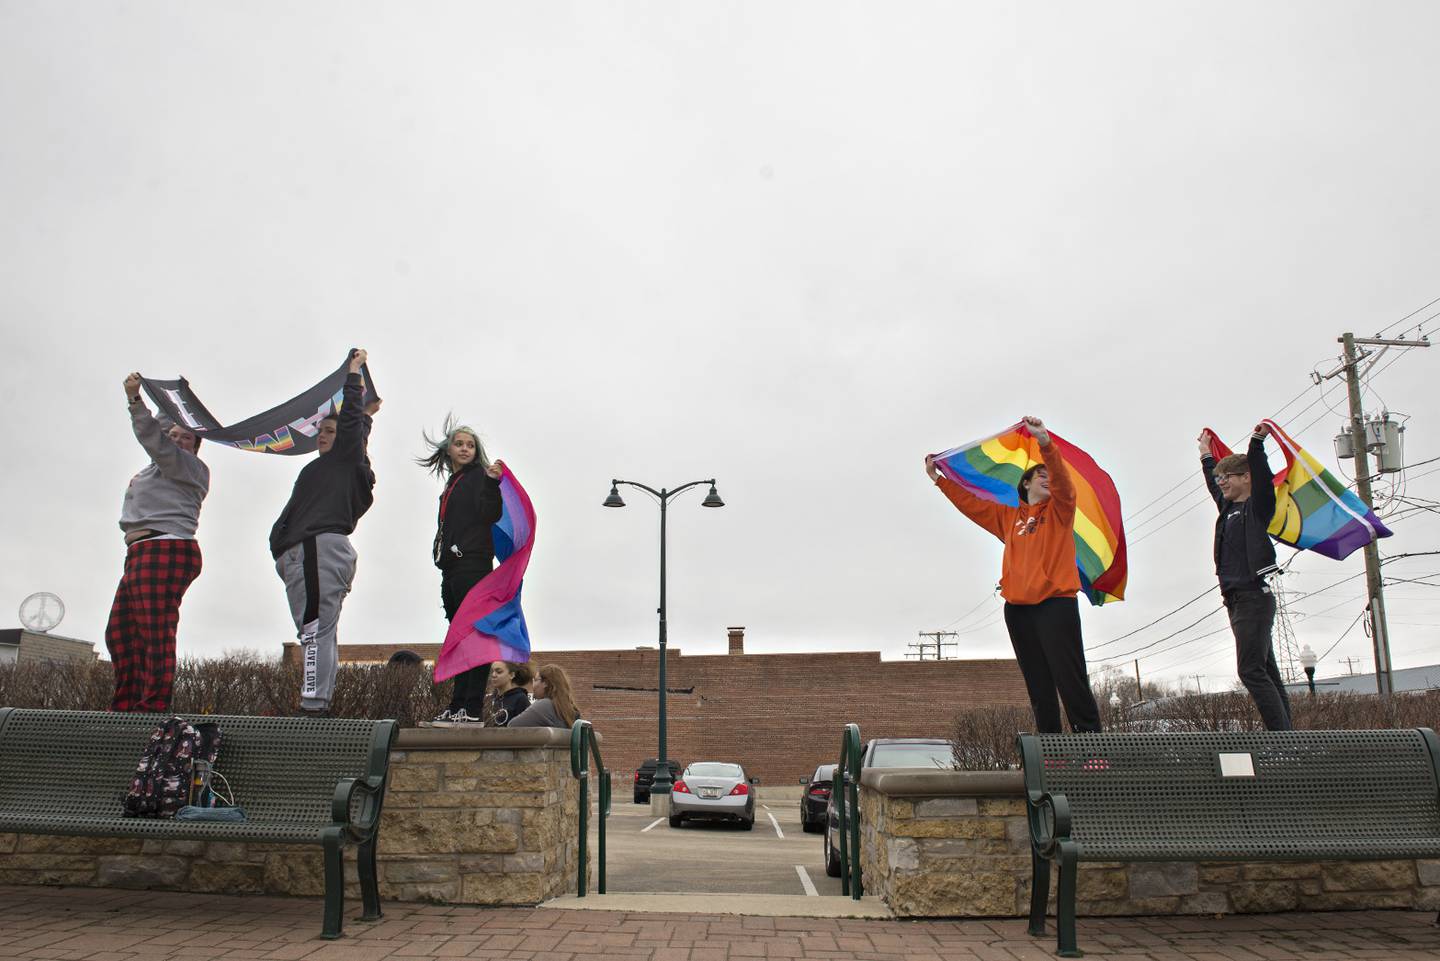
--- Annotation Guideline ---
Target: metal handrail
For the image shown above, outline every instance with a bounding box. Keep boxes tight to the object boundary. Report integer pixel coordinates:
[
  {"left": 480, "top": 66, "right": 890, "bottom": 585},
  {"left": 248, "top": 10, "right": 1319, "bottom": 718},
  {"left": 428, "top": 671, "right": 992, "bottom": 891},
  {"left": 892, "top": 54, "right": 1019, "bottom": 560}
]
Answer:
[
  {"left": 569, "top": 719, "right": 612, "bottom": 896},
  {"left": 835, "top": 723, "right": 863, "bottom": 899}
]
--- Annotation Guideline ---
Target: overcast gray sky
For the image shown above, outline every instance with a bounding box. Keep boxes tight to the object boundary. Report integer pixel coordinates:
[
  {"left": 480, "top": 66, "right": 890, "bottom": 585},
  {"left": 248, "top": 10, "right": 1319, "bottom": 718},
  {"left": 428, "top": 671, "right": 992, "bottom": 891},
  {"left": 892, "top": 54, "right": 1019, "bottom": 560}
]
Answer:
[{"left": 2, "top": 2, "right": 1437, "bottom": 691}]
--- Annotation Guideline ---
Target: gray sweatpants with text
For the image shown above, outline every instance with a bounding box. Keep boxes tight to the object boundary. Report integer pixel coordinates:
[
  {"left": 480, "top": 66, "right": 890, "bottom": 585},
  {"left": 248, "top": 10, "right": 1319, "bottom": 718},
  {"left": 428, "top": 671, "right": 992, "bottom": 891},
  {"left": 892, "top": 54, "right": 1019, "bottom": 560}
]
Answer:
[{"left": 275, "top": 533, "right": 357, "bottom": 711}]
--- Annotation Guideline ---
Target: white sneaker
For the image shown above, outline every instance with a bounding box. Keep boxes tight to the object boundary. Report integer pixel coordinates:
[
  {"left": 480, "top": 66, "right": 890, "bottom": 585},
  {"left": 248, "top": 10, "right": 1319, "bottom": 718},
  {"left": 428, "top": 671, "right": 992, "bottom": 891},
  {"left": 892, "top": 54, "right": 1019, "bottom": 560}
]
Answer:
[{"left": 450, "top": 709, "right": 482, "bottom": 724}]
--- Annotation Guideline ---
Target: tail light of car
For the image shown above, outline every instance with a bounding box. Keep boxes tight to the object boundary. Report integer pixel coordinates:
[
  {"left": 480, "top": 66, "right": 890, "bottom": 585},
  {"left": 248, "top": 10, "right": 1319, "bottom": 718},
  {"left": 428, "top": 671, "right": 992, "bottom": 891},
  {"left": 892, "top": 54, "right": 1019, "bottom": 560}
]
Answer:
[
  {"left": 634, "top": 771, "right": 641, "bottom": 782},
  {"left": 673, "top": 780, "right": 691, "bottom": 794},
  {"left": 809, "top": 785, "right": 831, "bottom": 797},
  {"left": 728, "top": 783, "right": 749, "bottom": 796}
]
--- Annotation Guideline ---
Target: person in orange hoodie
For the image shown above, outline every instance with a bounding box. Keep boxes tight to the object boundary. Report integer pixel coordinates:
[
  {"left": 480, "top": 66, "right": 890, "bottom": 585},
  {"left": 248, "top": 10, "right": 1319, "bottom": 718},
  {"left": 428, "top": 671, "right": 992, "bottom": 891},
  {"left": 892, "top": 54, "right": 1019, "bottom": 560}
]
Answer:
[{"left": 925, "top": 416, "right": 1102, "bottom": 733}]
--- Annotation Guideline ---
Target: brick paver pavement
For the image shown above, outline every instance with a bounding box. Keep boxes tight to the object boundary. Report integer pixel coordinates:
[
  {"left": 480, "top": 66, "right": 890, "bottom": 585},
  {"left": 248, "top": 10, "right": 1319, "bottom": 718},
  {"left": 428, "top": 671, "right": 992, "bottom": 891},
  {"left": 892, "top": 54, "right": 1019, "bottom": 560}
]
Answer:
[{"left": 1, "top": 886, "right": 1437, "bottom": 961}]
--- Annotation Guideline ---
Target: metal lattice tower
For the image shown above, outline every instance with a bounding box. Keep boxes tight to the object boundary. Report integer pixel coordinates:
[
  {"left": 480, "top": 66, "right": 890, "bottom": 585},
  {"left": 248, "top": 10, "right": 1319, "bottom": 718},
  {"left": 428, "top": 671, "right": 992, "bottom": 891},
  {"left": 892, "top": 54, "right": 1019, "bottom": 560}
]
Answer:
[{"left": 1273, "top": 577, "right": 1301, "bottom": 683}]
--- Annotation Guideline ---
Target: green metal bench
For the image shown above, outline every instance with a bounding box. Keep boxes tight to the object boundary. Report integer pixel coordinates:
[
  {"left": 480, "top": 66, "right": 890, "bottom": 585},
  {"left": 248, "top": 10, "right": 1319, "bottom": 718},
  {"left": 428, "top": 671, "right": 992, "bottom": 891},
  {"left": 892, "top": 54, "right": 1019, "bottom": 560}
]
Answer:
[
  {"left": 0, "top": 708, "right": 397, "bottom": 940},
  {"left": 1019, "top": 728, "right": 1440, "bottom": 958}
]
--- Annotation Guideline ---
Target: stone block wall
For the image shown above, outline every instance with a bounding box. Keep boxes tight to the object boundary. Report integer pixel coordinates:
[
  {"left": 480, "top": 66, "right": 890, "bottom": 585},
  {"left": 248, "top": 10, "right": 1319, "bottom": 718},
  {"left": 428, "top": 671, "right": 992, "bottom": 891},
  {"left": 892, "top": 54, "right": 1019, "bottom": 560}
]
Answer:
[
  {"left": 0, "top": 727, "right": 589, "bottom": 906},
  {"left": 859, "top": 770, "right": 1440, "bottom": 918},
  {"left": 312, "top": 638, "right": 1031, "bottom": 787}
]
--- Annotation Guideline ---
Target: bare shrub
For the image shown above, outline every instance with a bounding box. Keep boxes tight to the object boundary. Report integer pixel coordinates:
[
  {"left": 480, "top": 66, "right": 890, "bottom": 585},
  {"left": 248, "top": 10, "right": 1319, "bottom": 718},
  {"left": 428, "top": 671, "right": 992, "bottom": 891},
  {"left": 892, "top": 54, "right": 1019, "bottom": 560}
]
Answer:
[
  {"left": 1292, "top": 690, "right": 1440, "bottom": 730},
  {"left": 951, "top": 705, "right": 1032, "bottom": 769},
  {"left": 950, "top": 689, "right": 1440, "bottom": 770},
  {"left": 329, "top": 663, "right": 448, "bottom": 727},
  {"left": 0, "top": 658, "right": 114, "bottom": 710},
  {"left": 0, "top": 654, "right": 455, "bottom": 725}
]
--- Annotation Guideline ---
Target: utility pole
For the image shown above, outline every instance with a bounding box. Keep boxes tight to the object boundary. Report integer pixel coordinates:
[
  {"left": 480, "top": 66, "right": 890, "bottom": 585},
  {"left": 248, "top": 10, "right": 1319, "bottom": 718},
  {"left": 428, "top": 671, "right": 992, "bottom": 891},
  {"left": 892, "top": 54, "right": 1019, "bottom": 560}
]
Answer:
[
  {"left": 1321, "top": 332, "right": 1430, "bottom": 695},
  {"left": 1341, "top": 656, "right": 1362, "bottom": 676},
  {"left": 1134, "top": 659, "right": 1143, "bottom": 700},
  {"left": 908, "top": 630, "right": 958, "bottom": 661}
]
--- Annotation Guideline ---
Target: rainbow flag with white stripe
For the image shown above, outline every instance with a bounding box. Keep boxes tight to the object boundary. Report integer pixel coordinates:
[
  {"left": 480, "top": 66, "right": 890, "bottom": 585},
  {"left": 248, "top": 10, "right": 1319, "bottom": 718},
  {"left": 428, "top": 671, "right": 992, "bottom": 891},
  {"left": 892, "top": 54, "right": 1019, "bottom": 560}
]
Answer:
[
  {"left": 1207, "top": 421, "right": 1391, "bottom": 561},
  {"left": 435, "top": 465, "right": 536, "bottom": 682},
  {"left": 933, "top": 423, "right": 1128, "bottom": 606}
]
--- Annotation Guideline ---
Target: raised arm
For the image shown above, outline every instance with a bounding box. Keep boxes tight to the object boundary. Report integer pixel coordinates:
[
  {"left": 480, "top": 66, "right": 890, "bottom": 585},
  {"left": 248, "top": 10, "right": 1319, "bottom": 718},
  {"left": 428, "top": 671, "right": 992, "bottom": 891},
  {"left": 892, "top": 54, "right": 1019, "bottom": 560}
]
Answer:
[
  {"left": 927, "top": 454, "right": 1010, "bottom": 542},
  {"left": 1198, "top": 430, "right": 1225, "bottom": 511},
  {"left": 1247, "top": 423, "right": 1276, "bottom": 521},
  {"left": 1026, "top": 417, "right": 1075, "bottom": 524},
  {"left": 331, "top": 349, "right": 371, "bottom": 461},
  {"left": 125, "top": 372, "right": 202, "bottom": 483},
  {"left": 478, "top": 460, "right": 506, "bottom": 525}
]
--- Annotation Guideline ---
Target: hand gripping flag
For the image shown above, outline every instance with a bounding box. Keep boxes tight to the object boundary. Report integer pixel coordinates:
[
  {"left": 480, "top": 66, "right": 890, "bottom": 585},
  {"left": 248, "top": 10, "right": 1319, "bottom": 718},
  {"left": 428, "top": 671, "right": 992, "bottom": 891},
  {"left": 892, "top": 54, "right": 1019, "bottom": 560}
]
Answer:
[
  {"left": 435, "top": 465, "right": 536, "bottom": 682},
  {"left": 933, "top": 423, "right": 1128, "bottom": 606},
  {"left": 140, "top": 351, "right": 381, "bottom": 455},
  {"left": 1204, "top": 420, "right": 1391, "bottom": 561}
]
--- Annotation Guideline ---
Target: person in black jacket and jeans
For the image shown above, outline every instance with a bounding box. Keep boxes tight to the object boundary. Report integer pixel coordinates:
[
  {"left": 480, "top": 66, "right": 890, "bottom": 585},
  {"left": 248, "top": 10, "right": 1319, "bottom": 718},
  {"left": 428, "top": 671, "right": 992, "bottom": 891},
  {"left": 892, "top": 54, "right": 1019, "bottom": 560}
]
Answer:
[
  {"left": 418, "top": 416, "right": 505, "bottom": 722},
  {"left": 271, "top": 348, "right": 380, "bottom": 716},
  {"left": 1198, "top": 423, "right": 1293, "bottom": 730}
]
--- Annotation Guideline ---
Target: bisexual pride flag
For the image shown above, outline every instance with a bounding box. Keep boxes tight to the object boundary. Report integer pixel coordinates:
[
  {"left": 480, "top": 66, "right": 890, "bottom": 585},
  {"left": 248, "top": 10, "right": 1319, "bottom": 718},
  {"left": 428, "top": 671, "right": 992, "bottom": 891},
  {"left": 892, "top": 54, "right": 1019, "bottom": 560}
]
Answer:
[
  {"left": 435, "top": 465, "right": 536, "bottom": 682},
  {"left": 1205, "top": 420, "right": 1391, "bottom": 561},
  {"left": 933, "top": 423, "right": 1128, "bottom": 606}
]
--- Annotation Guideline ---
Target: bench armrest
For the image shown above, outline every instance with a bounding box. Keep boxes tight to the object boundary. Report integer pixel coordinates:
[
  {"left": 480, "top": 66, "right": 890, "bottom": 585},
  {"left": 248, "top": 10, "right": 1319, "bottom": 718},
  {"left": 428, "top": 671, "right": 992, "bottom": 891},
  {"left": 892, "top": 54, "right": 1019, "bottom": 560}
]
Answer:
[
  {"left": 332, "top": 775, "right": 387, "bottom": 840},
  {"left": 1024, "top": 789, "right": 1071, "bottom": 857}
]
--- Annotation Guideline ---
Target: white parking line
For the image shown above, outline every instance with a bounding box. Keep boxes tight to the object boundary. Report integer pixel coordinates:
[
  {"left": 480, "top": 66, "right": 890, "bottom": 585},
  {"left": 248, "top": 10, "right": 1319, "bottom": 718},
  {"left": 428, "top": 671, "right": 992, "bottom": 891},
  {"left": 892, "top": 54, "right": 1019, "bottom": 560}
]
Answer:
[
  {"left": 794, "top": 864, "right": 818, "bottom": 896},
  {"left": 641, "top": 818, "right": 665, "bottom": 833},
  {"left": 768, "top": 812, "right": 784, "bottom": 839}
]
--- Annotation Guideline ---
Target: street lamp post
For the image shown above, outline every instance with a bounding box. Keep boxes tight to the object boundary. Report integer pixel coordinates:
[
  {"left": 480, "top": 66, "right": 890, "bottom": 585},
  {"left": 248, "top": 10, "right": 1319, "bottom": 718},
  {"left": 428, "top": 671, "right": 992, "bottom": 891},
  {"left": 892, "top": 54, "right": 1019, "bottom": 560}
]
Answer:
[
  {"left": 1300, "top": 644, "right": 1318, "bottom": 696},
  {"left": 604, "top": 478, "right": 724, "bottom": 795}
]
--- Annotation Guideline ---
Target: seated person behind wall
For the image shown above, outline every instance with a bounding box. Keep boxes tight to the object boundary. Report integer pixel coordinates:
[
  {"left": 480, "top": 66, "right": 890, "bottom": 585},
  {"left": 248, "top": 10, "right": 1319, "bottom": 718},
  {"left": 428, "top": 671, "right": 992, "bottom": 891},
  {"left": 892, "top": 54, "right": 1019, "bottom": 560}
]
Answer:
[
  {"left": 483, "top": 661, "right": 534, "bottom": 726},
  {"left": 509, "top": 664, "right": 581, "bottom": 728}
]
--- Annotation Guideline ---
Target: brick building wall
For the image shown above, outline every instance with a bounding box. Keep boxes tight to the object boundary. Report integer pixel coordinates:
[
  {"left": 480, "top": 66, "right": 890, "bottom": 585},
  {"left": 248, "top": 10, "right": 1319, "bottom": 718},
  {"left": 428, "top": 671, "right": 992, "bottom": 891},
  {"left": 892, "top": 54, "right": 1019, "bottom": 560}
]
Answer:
[{"left": 304, "top": 627, "right": 1031, "bottom": 788}]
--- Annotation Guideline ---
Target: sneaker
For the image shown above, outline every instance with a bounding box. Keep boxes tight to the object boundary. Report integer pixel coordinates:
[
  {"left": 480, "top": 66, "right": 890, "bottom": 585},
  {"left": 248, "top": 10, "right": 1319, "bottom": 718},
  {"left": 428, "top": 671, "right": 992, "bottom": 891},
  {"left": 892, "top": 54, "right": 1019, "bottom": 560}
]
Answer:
[
  {"left": 449, "top": 709, "right": 482, "bottom": 724},
  {"left": 432, "top": 709, "right": 453, "bottom": 723}
]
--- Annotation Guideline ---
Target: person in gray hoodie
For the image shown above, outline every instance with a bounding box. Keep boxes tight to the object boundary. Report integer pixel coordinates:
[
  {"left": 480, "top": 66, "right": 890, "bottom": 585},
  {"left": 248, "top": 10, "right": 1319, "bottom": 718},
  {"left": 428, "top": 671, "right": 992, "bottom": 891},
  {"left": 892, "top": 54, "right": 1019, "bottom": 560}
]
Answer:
[{"left": 107, "top": 373, "right": 210, "bottom": 712}]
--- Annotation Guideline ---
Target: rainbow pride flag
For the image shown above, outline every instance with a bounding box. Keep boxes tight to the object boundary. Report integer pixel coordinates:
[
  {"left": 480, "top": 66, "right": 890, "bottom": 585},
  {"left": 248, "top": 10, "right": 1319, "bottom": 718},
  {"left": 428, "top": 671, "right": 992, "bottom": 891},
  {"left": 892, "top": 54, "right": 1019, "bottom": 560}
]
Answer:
[
  {"left": 1205, "top": 421, "right": 1391, "bottom": 561},
  {"left": 435, "top": 465, "right": 536, "bottom": 682},
  {"left": 932, "top": 423, "right": 1128, "bottom": 606}
]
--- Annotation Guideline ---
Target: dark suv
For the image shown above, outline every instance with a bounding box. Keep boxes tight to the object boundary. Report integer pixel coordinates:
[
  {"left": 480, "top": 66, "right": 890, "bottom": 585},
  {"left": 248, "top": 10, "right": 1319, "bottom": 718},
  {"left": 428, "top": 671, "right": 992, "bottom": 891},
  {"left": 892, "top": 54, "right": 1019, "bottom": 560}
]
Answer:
[
  {"left": 799, "top": 764, "right": 836, "bottom": 833},
  {"left": 824, "top": 738, "right": 953, "bottom": 876},
  {"left": 633, "top": 757, "right": 682, "bottom": 803}
]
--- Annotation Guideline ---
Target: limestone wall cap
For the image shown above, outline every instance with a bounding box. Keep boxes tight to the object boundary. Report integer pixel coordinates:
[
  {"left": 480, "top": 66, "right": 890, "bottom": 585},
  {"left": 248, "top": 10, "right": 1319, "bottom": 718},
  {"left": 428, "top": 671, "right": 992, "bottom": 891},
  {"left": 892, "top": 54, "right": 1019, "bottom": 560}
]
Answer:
[
  {"left": 397, "top": 726, "right": 598, "bottom": 750},
  {"left": 859, "top": 768, "right": 1023, "bottom": 797}
]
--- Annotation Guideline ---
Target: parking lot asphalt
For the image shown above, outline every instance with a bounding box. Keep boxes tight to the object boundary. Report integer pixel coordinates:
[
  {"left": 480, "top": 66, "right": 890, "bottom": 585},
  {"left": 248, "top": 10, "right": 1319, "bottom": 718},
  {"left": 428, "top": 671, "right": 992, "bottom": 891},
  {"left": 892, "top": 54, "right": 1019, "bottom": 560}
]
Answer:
[{"left": 593, "top": 799, "right": 843, "bottom": 896}]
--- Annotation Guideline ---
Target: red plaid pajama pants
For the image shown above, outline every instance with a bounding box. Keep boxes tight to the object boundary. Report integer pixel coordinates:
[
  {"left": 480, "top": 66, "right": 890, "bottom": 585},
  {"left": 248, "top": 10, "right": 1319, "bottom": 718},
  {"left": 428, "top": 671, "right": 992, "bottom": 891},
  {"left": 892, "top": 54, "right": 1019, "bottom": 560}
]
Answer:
[{"left": 105, "top": 538, "right": 202, "bottom": 713}]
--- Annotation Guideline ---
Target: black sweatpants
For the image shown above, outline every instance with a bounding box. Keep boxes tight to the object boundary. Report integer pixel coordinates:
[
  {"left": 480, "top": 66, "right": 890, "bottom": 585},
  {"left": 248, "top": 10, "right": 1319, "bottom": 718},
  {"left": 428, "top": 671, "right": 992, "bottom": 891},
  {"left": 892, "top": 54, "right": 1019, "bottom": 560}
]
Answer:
[
  {"left": 441, "top": 565, "right": 494, "bottom": 716},
  {"left": 1003, "top": 595, "right": 1102, "bottom": 734},
  {"left": 1224, "top": 587, "right": 1293, "bottom": 731}
]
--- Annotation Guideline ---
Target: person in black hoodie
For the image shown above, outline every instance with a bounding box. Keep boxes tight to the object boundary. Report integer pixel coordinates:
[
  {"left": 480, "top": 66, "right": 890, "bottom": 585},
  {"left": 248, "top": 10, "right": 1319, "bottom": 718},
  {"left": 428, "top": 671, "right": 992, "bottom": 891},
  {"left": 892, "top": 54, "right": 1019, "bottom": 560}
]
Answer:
[
  {"left": 1198, "top": 423, "right": 1293, "bottom": 730},
  {"left": 418, "top": 416, "right": 504, "bottom": 722},
  {"left": 482, "top": 661, "right": 534, "bottom": 726},
  {"left": 270, "top": 349, "right": 379, "bottom": 716}
]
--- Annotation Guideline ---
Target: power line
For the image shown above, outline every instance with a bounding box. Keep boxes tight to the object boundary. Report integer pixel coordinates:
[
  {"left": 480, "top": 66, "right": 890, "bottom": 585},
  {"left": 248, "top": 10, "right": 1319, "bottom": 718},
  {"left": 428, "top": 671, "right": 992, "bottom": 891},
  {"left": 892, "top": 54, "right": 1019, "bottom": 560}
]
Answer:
[
  {"left": 1108, "top": 511, "right": 1429, "bottom": 674},
  {"left": 1120, "top": 307, "right": 1435, "bottom": 558},
  {"left": 1088, "top": 584, "right": 1218, "bottom": 651},
  {"left": 1374, "top": 295, "right": 1440, "bottom": 338},
  {"left": 1317, "top": 606, "right": 1369, "bottom": 662},
  {"left": 1091, "top": 603, "right": 1227, "bottom": 664}
]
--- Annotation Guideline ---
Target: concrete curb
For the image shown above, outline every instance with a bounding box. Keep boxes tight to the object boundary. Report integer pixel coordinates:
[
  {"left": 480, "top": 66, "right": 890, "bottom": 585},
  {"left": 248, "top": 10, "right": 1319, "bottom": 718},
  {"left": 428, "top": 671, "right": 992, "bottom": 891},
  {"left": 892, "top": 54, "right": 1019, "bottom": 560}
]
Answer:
[{"left": 539, "top": 893, "right": 893, "bottom": 918}]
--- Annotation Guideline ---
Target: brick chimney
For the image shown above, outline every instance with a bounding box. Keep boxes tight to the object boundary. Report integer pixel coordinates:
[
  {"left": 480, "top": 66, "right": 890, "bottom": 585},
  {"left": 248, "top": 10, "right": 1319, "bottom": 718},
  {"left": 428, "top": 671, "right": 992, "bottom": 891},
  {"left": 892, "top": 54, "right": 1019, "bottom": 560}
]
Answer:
[{"left": 727, "top": 626, "right": 745, "bottom": 655}]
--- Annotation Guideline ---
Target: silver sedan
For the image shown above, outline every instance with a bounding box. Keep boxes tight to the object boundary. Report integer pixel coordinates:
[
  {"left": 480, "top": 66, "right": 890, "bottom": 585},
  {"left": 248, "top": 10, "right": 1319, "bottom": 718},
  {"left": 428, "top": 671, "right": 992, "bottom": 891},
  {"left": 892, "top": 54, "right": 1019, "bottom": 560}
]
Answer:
[{"left": 668, "top": 761, "right": 755, "bottom": 830}]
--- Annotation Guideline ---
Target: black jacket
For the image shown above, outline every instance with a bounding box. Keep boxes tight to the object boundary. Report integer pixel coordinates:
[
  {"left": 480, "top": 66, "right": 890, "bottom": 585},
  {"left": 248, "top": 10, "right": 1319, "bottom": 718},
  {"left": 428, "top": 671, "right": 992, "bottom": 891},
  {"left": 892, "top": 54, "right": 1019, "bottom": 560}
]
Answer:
[
  {"left": 1202, "top": 435, "right": 1278, "bottom": 587},
  {"left": 487, "top": 686, "right": 533, "bottom": 727},
  {"left": 433, "top": 464, "right": 503, "bottom": 572},
  {"left": 269, "top": 374, "right": 375, "bottom": 558}
]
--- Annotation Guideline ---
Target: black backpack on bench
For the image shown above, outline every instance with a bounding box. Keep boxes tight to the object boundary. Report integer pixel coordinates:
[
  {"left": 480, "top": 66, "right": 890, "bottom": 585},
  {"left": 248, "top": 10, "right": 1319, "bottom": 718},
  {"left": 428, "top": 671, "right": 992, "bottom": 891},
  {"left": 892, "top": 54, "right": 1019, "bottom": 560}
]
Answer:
[{"left": 122, "top": 717, "right": 222, "bottom": 818}]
